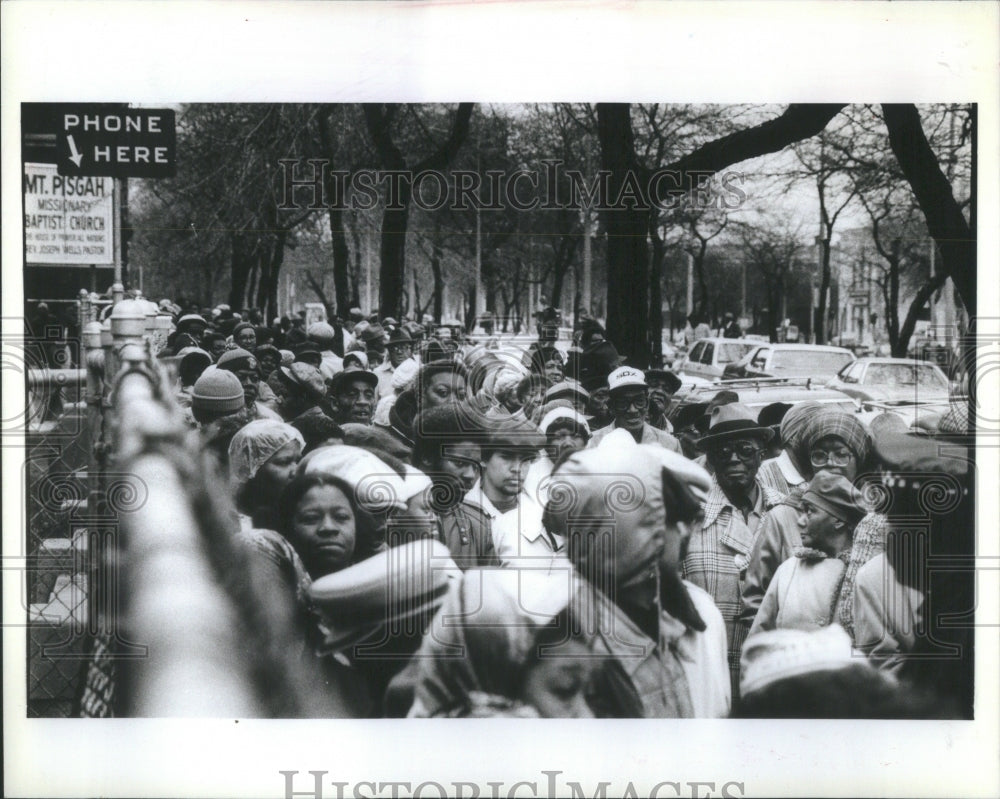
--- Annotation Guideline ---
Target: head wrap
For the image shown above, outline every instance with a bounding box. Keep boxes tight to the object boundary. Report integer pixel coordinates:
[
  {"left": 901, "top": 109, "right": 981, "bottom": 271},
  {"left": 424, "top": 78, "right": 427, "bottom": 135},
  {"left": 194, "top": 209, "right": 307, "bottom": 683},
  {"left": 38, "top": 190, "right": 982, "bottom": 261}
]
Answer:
[
  {"left": 412, "top": 569, "right": 577, "bottom": 718},
  {"left": 780, "top": 400, "right": 825, "bottom": 473},
  {"left": 227, "top": 419, "right": 304, "bottom": 485},
  {"left": 544, "top": 429, "right": 710, "bottom": 592},
  {"left": 802, "top": 410, "right": 872, "bottom": 466}
]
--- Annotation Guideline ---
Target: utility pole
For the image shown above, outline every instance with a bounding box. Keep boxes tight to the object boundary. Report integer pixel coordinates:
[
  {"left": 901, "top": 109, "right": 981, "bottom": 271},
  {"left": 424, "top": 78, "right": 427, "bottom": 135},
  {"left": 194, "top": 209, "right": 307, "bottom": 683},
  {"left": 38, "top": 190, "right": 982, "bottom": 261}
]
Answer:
[
  {"left": 365, "top": 228, "right": 373, "bottom": 315},
  {"left": 686, "top": 251, "right": 694, "bottom": 316},
  {"left": 582, "top": 206, "right": 593, "bottom": 317}
]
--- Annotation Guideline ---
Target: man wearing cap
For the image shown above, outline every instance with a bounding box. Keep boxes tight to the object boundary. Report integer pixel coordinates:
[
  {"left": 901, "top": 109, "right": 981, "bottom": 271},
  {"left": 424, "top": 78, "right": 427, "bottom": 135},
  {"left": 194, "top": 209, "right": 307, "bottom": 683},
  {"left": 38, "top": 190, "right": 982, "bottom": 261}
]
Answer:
[
  {"left": 329, "top": 366, "right": 378, "bottom": 426},
  {"left": 308, "top": 322, "right": 345, "bottom": 381},
  {"left": 748, "top": 472, "right": 867, "bottom": 637},
  {"left": 217, "top": 348, "right": 281, "bottom": 420},
  {"left": 645, "top": 368, "right": 682, "bottom": 432},
  {"left": 266, "top": 362, "right": 330, "bottom": 424},
  {"left": 464, "top": 416, "right": 563, "bottom": 568},
  {"left": 190, "top": 368, "right": 247, "bottom": 427},
  {"left": 373, "top": 328, "right": 414, "bottom": 400},
  {"left": 588, "top": 367, "right": 682, "bottom": 452},
  {"left": 682, "top": 402, "right": 785, "bottom": 696}
]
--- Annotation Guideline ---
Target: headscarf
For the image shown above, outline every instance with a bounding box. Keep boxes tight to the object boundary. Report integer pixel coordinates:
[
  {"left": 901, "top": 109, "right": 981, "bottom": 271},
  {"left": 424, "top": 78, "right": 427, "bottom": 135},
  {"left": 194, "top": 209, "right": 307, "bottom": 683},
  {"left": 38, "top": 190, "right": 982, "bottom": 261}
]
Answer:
[
  {"left": 412, "top": 569, "right": 578, "bottom": 718},
  {"left": 227, "top": 419, "right": 304, "bottom": 486},
  {"left": 801, "top": 409, "right": 872, "bottom": 467},
  {"left": 779, "top": 400, "right": 824, "bottom": 474},
  {"left": 391, "top": 357, "right": 420, "bottom": 393},
  {"left": 544, "top": 429, "right": 709, "bottom": 593}
]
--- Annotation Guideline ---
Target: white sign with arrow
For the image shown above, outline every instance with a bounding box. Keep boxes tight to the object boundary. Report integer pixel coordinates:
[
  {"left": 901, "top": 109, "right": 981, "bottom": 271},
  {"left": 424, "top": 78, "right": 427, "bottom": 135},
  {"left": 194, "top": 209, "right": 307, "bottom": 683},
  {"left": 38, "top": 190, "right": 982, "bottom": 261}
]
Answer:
[{"left": 66, "top": 134, "right": 84, "bottom": 167}]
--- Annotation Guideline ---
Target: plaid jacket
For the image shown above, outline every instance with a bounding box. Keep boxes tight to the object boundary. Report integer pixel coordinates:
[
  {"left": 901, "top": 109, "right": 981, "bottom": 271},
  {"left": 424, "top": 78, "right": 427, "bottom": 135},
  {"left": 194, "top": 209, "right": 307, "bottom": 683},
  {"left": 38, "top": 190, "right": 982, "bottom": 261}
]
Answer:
[{"left": 682, "top": 478, "right": 785, "bottom": 696}]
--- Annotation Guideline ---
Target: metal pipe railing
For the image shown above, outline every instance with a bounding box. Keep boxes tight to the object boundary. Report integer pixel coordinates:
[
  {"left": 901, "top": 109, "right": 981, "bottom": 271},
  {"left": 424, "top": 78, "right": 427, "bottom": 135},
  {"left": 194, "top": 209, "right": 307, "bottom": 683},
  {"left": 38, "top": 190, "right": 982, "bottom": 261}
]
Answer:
[{"left": 110, "top": 332, "right": 263, "bottom": 716}]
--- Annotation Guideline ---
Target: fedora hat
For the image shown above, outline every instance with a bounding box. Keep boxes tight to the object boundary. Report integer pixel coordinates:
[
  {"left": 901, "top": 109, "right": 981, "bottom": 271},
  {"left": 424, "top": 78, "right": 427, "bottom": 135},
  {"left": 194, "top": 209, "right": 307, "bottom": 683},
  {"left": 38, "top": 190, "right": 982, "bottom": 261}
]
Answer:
[
  {"left": 309, "top": 539, "right": 456, "bottom": 653},
  {"left": 387, "top": 327, "right": 413, "bottom": 346},
  {"left": 698, "top": 402, "right": 773, "bottom": 450}
]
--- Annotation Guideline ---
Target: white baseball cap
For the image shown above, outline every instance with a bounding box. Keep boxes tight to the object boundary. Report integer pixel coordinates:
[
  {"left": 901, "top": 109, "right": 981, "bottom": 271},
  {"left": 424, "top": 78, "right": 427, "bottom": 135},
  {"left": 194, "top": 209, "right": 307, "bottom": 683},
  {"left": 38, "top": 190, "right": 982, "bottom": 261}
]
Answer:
[{"left": 607, "top": 365, "right": 647, "bottom": 393}]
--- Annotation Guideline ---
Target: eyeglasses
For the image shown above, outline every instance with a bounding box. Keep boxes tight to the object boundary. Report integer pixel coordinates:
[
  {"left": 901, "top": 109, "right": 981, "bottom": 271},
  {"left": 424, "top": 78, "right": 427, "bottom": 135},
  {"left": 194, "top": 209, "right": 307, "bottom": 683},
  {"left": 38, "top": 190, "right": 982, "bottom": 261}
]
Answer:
[
  {"left": 611, "top": 394, "right": 649, "bottom": 412},
  {"left": 810, "top": 449, "right": 854, "bottom": 467},
  {"left": 709, "top": 442, "right": 762, "bottom": 462}
]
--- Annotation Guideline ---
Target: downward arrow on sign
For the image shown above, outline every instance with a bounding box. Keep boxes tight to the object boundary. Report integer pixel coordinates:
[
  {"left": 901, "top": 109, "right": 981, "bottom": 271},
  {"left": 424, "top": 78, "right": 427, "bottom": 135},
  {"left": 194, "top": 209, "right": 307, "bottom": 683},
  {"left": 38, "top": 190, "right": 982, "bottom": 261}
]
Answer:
[{"left": 67, "top": 135, "right": 83, "bottom": 167}]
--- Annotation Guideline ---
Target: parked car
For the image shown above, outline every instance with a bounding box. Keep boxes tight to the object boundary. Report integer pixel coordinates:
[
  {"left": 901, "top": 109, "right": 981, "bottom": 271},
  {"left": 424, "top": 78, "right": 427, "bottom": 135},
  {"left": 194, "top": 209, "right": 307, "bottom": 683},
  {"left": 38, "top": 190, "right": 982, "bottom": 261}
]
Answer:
[
  {"left": 723, "top": 343, "right": 856, "bottom": 382},
  {"left": 675, "top": 338, "right": 758, "bottom": 380},
  {"left": 827, "top": 357, "right": 960, "bottom": 430},
  {"left": 666, "top": 376, "right": 861, "bottom": 426},
  {"left": 827, "top": 357, "right": 952, "bottom": 404}
]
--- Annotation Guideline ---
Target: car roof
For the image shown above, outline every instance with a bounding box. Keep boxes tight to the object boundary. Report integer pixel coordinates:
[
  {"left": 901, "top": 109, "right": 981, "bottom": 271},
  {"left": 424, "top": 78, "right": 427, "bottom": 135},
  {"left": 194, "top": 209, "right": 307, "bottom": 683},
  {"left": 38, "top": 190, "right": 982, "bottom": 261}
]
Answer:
[
  {"left": 853, "top": 357, "right": 944, "bottom": 364},
  {"left": 672, "top": 377, "right": 856, "bottom": 403},
  {"left": 690, "top": 337, "right": 758, "bottom": 345},
  {"left": 753, "top": 343, "right": 855, "bottom": 353}
]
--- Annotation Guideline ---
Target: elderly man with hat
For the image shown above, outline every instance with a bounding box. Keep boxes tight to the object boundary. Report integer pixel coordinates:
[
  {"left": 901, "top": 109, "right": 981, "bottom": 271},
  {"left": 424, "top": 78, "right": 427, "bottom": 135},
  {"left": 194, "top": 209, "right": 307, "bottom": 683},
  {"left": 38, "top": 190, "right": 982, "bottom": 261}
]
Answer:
[
  {"left": 307, "top": 321, "right": 344, "bottom": 381},
  {"left": 588, "top": 366, "right": 682, "bottom": 452},
  {"left": 373, "top": 327, "right": 414, "bottom": 400},
  {"left": 682, "top": 402, "right": 785, "bottom": 696},
  {"left": 464, "top": 415, "right": 562, "bottom": 568},
  {"left": 217, "top": 348, "right": 281, "bottom": 420},
  {"left": 329, "top": 365, "right": 378, "bottom": 426},
  {"left": 748, "top": 472, "right": 868, "bottom": 638},
  {"left": 359, "top": 323, "right": 388, "bottom": 368}
]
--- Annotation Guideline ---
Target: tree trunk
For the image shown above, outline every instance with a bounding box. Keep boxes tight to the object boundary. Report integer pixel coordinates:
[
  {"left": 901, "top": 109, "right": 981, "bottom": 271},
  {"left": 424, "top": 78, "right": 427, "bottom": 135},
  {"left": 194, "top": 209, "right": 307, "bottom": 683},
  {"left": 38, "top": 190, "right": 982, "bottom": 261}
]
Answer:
[
  {"left": 431, "top": 227, "right": 444, "bottom": 323},
  {"left": 597, "top": 103, "right": 650, "bottom": 367},
  {"left": 363, "top": 103, "right": 474, "bottom": 322},
  {"left": 881, "top": 104, "right": 975, "bottom": 316},
  {"left": 694, "top": 241, "right": 710, "bottom": 317},
  {"left": 379, "top": 203, "right": 409, "bottom": 319},
  {"left": 229, "top": 233, "right": 252, "bottom": 310},
  {"left": 316, "top": 110, "right": 353, "bottom": 318},
  {"left": 258, "top": 230, "right": 286, "bottom": 320},
  {"left": 897, "top": 272, "right": 949, "bottom": 356},
  {"left": 817, "top": 237, "right": 831, "bottom": 344},
  {"left": 648, "top": 216, "right": 665, "bottom": 366},
  {"left": 888, "top": 246, "right": 900, "bottom": 356}
]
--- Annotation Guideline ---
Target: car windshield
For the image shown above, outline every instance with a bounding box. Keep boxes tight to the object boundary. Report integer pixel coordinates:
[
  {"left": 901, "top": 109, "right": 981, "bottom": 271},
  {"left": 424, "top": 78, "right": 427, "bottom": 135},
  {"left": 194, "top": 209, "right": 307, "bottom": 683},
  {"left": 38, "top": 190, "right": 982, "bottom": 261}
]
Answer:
[
  {"left": 718, "top": 342, "right": 755, "bottom": 364},
  {"left": 771, "top": 350, "right": 854, "bottom": 374},
  {"left": 865, "top": 363, "right": 948, "bottom": 390}
]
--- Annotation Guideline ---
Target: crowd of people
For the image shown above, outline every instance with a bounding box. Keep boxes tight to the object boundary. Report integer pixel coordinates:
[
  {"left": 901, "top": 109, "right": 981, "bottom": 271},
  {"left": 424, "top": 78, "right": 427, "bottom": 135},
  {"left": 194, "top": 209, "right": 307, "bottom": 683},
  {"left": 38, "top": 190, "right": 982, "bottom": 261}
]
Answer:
[{"left": 134, "top": 297, "right": 974, "bottom": 719}]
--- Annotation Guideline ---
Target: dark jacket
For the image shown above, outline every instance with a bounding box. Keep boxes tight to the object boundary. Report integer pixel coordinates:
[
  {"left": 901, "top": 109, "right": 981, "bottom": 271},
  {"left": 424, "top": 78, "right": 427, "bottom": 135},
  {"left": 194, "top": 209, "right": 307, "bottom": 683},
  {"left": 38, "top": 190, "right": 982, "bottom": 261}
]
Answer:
[{"left": 437, "top": 502, "right": 501, "bottom": 570}]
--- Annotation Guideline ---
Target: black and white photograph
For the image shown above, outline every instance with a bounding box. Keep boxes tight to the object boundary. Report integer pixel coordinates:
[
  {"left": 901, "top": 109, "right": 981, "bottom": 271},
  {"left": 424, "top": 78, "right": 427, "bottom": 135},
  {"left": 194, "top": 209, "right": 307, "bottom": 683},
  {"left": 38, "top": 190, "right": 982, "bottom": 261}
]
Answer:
[{"left": 3, "top": 3, "right": 999, "bottom": 798}]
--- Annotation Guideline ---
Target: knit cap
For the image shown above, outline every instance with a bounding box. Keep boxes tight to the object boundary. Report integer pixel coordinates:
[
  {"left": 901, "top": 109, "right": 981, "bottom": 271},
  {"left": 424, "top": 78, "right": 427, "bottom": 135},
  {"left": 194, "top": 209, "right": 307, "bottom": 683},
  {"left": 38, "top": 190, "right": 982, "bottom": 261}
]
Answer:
[
  {"left": 217, "top": 347, "right": 257, "bottom": 373},
  {"left": 740, "top": 625, "right": 858, "bottom": 698},
  {"left": 191, "top": 368, "right": 245, "bottom": 413}
]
